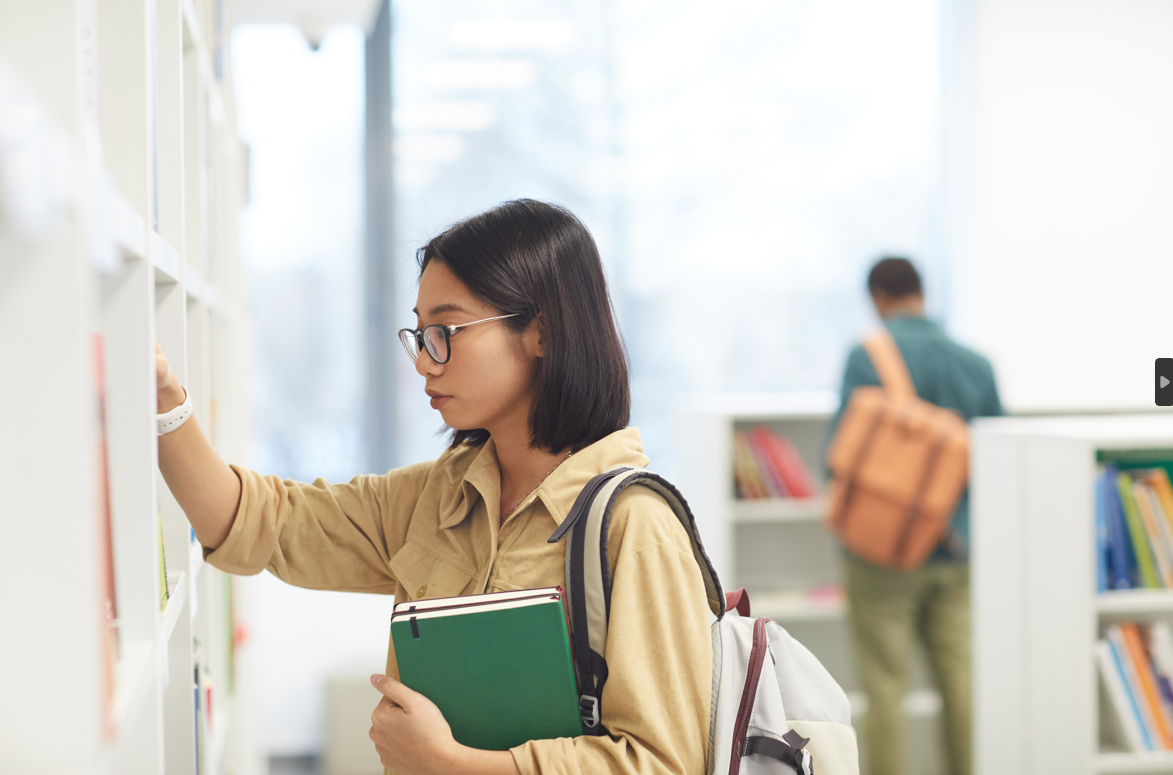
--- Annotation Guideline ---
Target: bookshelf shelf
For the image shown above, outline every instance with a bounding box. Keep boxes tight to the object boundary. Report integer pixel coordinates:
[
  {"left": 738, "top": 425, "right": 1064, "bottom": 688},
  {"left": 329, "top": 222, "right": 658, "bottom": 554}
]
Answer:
[
  {"left": 753, "top": 589, "right": 846, "bottom": 622},
  {"left": 112, "top": 193, "right": 147, "bottom": 261},
  {"left": 1096, "top": 590, "right": 1173, "bottom": 616},
  {"left": 972, "top": 414, "right": 1173, "bottom": 775},
  {"left": 732, "top": 496, "right": 825, "bottom": 524},
  {"left": 0, "top": 2, "right": 254, "bottom": 772},
  {"left": 1094, "top": 751, "right": 1173, "bottom": 774}
]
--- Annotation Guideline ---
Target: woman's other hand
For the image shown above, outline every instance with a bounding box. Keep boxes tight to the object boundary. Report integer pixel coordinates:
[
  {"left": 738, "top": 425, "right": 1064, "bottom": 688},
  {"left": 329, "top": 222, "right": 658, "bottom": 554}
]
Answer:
[{"left": 368, "top": 674, "right": 521, "bottom": 775}]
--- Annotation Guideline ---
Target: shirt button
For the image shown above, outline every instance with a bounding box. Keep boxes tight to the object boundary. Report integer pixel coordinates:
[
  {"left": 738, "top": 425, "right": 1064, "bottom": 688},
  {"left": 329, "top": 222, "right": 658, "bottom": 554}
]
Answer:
[{"left": 416, "top": 585, "right": 427, "bottom": 598}]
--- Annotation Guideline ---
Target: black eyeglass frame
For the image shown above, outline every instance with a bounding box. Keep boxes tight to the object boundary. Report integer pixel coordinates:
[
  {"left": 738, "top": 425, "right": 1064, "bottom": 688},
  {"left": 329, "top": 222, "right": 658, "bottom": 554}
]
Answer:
[{"left": 397, "top": 313, "right": 521, "bottom": 364}]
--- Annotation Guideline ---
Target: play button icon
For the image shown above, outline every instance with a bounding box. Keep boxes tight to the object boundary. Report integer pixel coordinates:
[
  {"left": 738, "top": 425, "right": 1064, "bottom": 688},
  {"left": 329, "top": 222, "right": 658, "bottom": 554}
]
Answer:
[{"left": 1159, "top": 359, "right": 1173, "bottom": 406}]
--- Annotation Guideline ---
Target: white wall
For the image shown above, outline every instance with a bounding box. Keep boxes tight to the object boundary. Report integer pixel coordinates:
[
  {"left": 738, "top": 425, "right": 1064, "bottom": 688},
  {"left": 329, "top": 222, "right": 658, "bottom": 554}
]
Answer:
[{"left": 946, "top": 0, "right": 1173, "bottom": 413}]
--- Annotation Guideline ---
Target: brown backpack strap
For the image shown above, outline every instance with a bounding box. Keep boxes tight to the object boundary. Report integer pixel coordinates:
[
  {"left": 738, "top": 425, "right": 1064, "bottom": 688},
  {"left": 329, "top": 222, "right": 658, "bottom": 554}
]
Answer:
[{"left": 862, "top": 329, "right": 916, "bottom": 398}]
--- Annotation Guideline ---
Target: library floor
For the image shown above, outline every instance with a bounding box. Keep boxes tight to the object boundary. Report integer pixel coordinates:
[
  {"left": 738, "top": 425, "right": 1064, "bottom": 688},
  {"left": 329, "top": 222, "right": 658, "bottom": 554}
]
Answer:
[{"left": 269, "top": 755, "right": 320, "bottom": 775}]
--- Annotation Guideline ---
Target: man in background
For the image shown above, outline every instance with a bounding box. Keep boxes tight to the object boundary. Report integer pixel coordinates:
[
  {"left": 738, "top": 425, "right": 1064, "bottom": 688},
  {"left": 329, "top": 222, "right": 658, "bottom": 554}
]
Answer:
[{"left": 826, "top": 256, "right": 1002, "bottom": 775}]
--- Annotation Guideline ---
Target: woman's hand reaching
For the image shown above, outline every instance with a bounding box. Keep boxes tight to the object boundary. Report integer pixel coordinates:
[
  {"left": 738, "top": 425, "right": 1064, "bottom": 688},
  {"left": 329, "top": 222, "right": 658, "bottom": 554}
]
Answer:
[
  {"left": 155, "top": 340, "right": 185, "bottom": 413},
  {"left": 368, "top": 674, "right": 521, "bottom": 775}
]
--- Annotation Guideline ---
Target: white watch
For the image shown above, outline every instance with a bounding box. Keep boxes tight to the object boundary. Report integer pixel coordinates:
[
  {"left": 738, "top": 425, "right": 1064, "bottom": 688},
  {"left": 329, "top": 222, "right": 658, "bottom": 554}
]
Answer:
[{"left": 157, "top": 386, "right": 193, "bottom": 436}]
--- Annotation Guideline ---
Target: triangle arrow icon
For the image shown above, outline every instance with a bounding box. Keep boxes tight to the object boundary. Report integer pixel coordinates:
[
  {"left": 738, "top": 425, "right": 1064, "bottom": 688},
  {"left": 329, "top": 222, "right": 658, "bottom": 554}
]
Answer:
[{"left": 1163, "top": 376, "right": 1170, "bottom": 389}]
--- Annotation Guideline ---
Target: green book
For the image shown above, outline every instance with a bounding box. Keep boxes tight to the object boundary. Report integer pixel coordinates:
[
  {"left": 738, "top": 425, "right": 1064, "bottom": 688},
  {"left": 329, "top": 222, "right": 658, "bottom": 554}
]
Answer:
[
  {"left": 1118, "top": 471, "right": 1160, "bottom": 589},
  {"left": 391, "top": 587, "right": 583, "bottom": 751}
]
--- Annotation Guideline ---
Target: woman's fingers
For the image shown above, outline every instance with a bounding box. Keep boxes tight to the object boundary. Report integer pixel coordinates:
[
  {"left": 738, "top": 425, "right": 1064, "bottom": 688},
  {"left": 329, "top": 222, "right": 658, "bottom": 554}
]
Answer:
[{"left": 154, "top": 339, "right": 172, "bottom": 389}]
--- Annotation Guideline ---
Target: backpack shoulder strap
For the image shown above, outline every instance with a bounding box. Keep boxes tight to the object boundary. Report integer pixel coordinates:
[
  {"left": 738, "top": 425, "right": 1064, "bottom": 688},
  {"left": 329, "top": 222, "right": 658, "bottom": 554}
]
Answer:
[
  {"left": 862, "top": 328, "right": 916, "bottom": 398},
  {"left": 547, "top": 467, "right": 727, "bottom": 733}
]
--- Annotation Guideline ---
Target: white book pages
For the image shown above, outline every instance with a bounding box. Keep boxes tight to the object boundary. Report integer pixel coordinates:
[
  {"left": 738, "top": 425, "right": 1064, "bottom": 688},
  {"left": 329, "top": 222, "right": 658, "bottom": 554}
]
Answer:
[{"left": 391, "top": 587, "right": 562, "bottom": 622}]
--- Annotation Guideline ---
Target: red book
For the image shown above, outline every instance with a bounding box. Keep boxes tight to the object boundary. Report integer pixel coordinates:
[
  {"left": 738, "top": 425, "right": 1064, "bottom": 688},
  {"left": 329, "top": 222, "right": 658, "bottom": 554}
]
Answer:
[{"left": 753, "top": 427, "right": 816, "bottom": 498}]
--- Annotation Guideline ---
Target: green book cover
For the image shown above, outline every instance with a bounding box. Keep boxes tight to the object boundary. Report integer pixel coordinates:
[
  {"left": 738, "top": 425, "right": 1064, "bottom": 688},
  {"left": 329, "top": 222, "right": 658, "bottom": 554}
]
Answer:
[
  {"left": 391, "top": 589, "right": 583, "bottom": 751},
  {"left": 1118, "top": 472, "right": 1160, "bottom": 589}
]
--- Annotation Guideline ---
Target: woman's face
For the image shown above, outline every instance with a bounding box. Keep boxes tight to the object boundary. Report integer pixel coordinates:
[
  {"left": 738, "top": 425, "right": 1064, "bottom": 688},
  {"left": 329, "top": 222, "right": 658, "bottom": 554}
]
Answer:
[{"left": 412, "top": 260, "right": 541, "bottom": 438}]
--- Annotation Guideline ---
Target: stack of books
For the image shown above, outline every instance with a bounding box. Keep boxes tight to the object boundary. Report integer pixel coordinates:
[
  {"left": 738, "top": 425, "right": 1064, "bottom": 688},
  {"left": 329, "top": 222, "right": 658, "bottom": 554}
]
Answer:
[
  {"left": 732, "top": 426, "right": 817, "bottom": 500},
  {"left": 1096, "top": 466, "right": 1173, "bottom": 591},
  {"left": 1098, "top": 622, "right": 1173, "bottom": 752}
]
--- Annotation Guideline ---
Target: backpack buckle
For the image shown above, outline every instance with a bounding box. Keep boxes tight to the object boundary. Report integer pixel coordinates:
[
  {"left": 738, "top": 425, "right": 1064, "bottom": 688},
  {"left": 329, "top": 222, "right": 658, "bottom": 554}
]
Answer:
[{"left": 579, "top": 695, "right": 600, "bottom": 729}]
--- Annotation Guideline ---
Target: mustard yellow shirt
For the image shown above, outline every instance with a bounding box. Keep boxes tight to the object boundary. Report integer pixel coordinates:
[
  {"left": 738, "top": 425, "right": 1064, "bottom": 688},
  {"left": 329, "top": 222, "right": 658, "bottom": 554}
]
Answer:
[{"left": 205, "top": 427, "right": 713, "bottom": 775}]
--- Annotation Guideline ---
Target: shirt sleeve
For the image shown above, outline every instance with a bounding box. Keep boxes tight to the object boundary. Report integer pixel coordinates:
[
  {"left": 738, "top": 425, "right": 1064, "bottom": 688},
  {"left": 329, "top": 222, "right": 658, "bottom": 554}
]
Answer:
[
  {"left": 510, "top": 492, "right": 713, "bottom": 775},
  {"left": 202, "top": 459, "right": 435, "bottom": 593},
  {"left": 982, "top": 360, "right": 1005, "bottom": 418}
]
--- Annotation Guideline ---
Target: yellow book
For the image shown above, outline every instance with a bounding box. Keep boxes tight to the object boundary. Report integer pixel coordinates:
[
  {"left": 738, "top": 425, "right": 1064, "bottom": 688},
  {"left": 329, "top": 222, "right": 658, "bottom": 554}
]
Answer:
[{"left": 1135, "top": 482, "right": 1173, "bottom": 588}]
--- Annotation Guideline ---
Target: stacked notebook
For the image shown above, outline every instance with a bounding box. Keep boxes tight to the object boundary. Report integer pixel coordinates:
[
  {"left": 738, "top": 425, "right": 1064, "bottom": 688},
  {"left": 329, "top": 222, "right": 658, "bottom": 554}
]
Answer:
[{"left": 391, "top": 587, "right": 583, "bottom": 751}]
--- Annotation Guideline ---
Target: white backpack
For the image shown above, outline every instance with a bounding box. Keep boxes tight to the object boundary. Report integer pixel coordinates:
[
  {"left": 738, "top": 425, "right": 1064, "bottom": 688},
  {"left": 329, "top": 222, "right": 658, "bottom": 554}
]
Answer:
[{"left": 549, "top": 467, "right": 859, "bottom": 775}]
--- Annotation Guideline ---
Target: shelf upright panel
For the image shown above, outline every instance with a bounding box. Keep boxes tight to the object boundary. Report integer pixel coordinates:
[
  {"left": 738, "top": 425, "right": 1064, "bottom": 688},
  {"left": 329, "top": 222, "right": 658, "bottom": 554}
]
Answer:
[
  {"left": 971, "top": 418, "right": 1033, "bottom": 775},
  {"left": 0, "top": 3, "right": 104, "bottom": 770}
]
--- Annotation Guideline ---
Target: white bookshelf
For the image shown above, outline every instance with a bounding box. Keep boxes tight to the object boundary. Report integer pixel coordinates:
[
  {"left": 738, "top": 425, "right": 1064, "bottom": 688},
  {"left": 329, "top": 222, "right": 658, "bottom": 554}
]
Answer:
[
  {"left": 0, "top": 2, "right": 257, "bottom": 774},
  {"left": 674, "top": 391, "right": 945, "bottom": 774},
  {"left": 972, "top": 414, "right": 1173, "bottom": 775}
]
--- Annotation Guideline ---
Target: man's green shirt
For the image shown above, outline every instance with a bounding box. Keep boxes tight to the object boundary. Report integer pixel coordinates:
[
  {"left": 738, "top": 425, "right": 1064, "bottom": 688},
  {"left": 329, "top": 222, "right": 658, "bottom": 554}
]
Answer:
[{"left": 825, "top": 314, "right": 1003, "bottom": 562}]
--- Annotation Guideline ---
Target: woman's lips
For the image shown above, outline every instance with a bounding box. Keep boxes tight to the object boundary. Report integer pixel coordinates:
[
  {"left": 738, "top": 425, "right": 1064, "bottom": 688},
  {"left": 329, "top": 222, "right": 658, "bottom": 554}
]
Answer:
[{"left": 429, "top": 395, "right": 451, "bottom": 410}]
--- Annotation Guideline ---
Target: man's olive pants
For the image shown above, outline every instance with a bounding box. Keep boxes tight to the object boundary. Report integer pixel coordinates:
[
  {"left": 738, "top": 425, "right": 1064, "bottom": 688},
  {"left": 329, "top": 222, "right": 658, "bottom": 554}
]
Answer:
[{"left": 844, "top": 555, "right": 971, "bottom": 775}]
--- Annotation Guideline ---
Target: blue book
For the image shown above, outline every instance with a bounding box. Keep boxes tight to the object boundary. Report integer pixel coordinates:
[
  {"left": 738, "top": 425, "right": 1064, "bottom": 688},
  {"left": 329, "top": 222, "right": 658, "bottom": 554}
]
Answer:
[
  {"left": 1108, "top": 633, "right": 1156, "bottom": 751},
  {"left": 1096, "top": 474, "right": 1110, "bottom": 592},
  {"left": 1104, "top": 466, "right": 1135, "bottom": 590}
]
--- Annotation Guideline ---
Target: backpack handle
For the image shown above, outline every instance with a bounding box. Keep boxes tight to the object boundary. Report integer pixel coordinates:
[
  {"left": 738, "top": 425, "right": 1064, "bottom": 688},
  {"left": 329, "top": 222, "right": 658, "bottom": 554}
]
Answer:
[
  {"left": 725, "top": 588, "right": 752, "bottom": 617},
  {"left": 863, "top": 329, "right": 916, "bottom": 398}
]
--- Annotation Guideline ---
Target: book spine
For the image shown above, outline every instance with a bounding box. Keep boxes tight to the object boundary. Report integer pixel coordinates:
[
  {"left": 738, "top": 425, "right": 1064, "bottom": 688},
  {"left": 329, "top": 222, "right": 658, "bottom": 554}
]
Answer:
[
  {"left": 1105, "top": 468, "right": 1134, "bottom": 590},
  {"left": 1149, "top": 624, "right": 1173, "bottom": 732},
  {"left": 733, "top": 431, "right": 768, "bottom": 499},
  {"left": 1121, "top": 623, "right": 1173, "bottom": 749},
  {"left": 775, "top": 433, "right": 816, "bottom": 498},
  {"left": 1096, "top": 475, "right": 1109, "bottom": 593},
  {"left": 1134, "top": 482, "right": 1173, "bottom": 588},
  {"left": 1099, "top": 638, "right": 1150, "bottom": 752},
  {"left": 746, "top": 429, "right": 786, "bottom": 498},
  {"left": 755, "top": 427, "right": 811, "bottom": 499},
  {"left": 1118, "top": 472, "right": 1160, "bottom": 589},
  {"left": 1109, "top": 624, "right": 1159, "bottom": 750}
]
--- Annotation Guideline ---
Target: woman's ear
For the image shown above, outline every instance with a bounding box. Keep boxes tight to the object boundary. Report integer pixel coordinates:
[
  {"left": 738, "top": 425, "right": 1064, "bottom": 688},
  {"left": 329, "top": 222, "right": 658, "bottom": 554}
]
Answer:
[{"left": 523, "top": 313, "right": 546, "bottom": 359}]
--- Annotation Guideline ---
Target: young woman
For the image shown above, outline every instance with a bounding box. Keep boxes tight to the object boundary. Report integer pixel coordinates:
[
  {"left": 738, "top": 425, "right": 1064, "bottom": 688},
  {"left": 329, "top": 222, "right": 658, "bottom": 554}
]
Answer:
[{"left": 156, "top": 199, "right": 712, "bottom": 775}]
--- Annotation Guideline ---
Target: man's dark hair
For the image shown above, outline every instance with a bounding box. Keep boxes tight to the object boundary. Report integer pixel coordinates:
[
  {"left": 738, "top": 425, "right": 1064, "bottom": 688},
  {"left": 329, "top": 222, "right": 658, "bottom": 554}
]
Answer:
[
  {"left": 417, "top": 199, "right": 630, "bottom": 453},
  {"left": 867, "top": 256, "right": 923, "bottom": 298}
]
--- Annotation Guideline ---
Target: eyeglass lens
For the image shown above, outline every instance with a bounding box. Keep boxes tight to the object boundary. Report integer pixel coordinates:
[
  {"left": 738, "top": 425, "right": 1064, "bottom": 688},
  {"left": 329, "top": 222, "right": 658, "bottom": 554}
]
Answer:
[{"left": 399, "top": 326, "right": 450, "bottom": 364}]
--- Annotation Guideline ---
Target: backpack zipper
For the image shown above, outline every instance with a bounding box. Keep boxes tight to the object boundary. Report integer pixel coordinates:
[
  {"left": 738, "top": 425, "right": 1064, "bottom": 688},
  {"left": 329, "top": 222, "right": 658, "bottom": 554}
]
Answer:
[{"left": 728, "top": 617, "right": 769, "bottom": 775}]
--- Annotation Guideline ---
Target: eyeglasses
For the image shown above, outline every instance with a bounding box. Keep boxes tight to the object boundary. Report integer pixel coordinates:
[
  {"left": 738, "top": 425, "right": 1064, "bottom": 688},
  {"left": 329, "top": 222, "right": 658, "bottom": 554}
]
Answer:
[{"left": 397, "top": 313, "right": 520, "bottom": 364}]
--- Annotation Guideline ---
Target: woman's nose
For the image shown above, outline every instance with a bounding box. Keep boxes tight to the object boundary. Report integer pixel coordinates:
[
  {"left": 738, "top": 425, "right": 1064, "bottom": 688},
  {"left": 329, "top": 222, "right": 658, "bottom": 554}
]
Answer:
[{"left": 415, "top": 347, "right": 442, "bottom": 377}]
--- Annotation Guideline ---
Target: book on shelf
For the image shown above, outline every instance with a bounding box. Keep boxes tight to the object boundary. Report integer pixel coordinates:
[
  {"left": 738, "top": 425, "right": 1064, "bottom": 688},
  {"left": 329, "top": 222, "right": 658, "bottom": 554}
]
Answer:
[
  {"left": 1096, "top": 466, "right": 1173, "bottom": 592},
  {"left": 158, "top": 512, "right": 170, "bottom": 611},
  {"left": 93, "top": 333, "right": 119, "bottom": 739},
  {"left": 391, "top": 587, "right": 582, "bottom": 751},
  {"left": 732, "top": 426, "right": 816, "bottom": 500},
  {"left": 1099, "top": 622, "right": 1173, "bottom": 752}
]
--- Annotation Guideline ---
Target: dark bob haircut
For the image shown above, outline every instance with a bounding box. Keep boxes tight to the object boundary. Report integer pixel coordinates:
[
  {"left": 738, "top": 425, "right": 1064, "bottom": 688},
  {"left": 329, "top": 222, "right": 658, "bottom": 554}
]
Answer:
[
  {"left": 867, "top": 256, "right": 922, "bottom": 299},
  {"left": 417, "top": 199, "right": 630, "bottom": 453}
]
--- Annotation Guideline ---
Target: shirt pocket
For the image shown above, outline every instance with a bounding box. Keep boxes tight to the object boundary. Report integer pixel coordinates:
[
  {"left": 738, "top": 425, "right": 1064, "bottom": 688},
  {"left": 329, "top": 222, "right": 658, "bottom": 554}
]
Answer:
[{"left": 389, "top": 540, "right": 476, "bottom": 601}]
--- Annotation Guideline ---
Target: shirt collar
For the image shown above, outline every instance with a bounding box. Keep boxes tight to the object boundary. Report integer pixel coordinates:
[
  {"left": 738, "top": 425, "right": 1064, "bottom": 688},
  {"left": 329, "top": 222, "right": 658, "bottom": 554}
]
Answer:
[{"left": 435, "top": 427, "right": 650, "bottom": 530}]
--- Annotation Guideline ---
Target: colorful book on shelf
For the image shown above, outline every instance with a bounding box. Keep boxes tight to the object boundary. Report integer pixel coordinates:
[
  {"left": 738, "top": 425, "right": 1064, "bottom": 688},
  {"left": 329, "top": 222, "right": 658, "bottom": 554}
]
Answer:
[
  {"left": 158, "top": 513, "right": 170, "bottom": 611},
  {"left": 1148, "top": 624, "right": 1173, "bottom": 733},
  {"left": 391, "top": 587, "right": 583, "bottom": 751},
  {"left": 1120, "top": 623, "right": 1173, "bottom": 749},
  {"left": 1096, "top": 474, "right": 1110, "bottom": 593},
  {"left": 751, "top": 426, "right": 816, "bottom": 498},
  {"left": 1108, "top": 625, "right": 1162, "bottom": 749},
  {"left": 732, "top": 431, "right": 769, "bottom": 499},
  {"left": 1098, "top": 636, "right": 1151, "bottom": 752},
  {"left": 1102, "top": 467, "right": 1136, "bottom": 590},
  {"left": 1147, "top": 470, "right": 1173, "bottom": 529},
  {"left": 1117, "top": 471, "right": 1160, "bottom": 589},
  {"left": 746, "top": 429, "right": 789, "bottom": 498},
  {"left": 93, "top": 333, "right": 119, "bottom": 739},
  {"left": 1134, "top": 481, "right": 1173, "bottom": 588}
]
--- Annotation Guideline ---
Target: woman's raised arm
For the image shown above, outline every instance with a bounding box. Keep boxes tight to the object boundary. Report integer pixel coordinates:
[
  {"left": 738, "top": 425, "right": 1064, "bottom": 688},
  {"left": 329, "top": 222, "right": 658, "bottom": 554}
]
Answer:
[{"left": 155, "top": 340, "right": 241, "bottom": 550}]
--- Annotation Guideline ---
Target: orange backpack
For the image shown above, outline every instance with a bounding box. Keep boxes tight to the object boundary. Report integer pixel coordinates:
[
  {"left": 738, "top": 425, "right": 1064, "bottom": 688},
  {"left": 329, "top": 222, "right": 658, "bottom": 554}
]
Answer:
[{"left": 824, "top": 330, "right": 969, "bottom": 570}]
